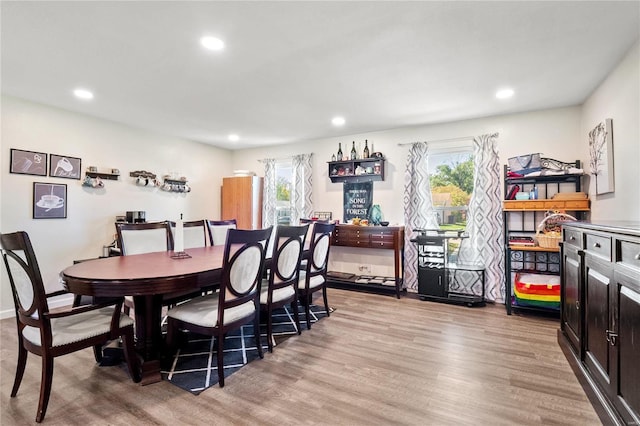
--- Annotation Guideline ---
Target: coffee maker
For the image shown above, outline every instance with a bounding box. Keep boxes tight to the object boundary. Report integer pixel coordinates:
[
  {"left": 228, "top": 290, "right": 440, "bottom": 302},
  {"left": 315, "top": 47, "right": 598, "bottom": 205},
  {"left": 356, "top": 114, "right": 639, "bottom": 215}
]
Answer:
[{"left": 125, "top": 211, "right": 146, "bottom": 223}]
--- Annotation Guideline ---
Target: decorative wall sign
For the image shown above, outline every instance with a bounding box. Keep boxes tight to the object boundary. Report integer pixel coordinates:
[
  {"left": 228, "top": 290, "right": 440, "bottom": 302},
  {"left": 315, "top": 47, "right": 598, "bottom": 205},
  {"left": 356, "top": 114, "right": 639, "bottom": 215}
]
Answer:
[
  {"left": 49, "top": 154, "right": 82, "bottom": 179},
  {"left": 10, "top": 149, "right": 47, "bottom": 176},
  {"left": 343, "top": 181, "right": 372, "bottom": 223},
  {"left": 33, "top": 182, "right": 67, "bottom": 219},
  {"left": 588, "top": 118, "right": 615, "bottom": 195}
]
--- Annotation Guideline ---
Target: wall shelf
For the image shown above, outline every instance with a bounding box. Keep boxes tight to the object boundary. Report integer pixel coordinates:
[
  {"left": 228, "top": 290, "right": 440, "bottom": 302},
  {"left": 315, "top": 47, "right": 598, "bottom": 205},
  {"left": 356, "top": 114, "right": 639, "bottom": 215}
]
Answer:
[
  {"left": 328, "top": 159, "right": 385, "bottom": 183},
  {"left": 86, "top": 171, "right": 120, "bottom": 180}
]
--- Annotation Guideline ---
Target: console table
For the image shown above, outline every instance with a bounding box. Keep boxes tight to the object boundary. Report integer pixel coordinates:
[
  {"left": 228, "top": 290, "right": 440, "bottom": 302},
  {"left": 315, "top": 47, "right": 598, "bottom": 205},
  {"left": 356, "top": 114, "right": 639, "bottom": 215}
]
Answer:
[{"left": 328, "top": 224, "right": 404, "bottom": 298}]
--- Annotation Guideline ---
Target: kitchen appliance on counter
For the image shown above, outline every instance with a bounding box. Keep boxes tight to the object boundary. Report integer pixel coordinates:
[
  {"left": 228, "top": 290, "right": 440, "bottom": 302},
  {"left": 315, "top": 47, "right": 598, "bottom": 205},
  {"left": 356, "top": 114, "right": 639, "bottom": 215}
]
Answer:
[{"left": 125, "top": 211, "right": 146, "bottom": 223}]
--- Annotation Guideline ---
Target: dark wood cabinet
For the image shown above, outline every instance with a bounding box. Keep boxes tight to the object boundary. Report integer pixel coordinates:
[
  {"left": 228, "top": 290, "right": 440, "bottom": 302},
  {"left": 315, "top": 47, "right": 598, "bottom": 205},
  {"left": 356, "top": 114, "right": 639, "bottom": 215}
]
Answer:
[
  {"left": 559, "top": 222, "right": 640, "bottom": 425},
  {"left": 584, "top": 252, "right": 613, "bottom": 392},
  {"left": 561, "top": 236, "right": 582, "bottom": 353},
  {"left": 328, "top": 224, "right": 404, "bottom": 298}
]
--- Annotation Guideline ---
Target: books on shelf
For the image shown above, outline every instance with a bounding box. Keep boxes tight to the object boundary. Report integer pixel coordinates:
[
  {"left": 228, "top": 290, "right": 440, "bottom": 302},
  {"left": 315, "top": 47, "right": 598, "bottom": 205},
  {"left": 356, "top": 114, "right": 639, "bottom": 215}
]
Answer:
[{"left": 509, "top": 236, "right": 536, "bottom": 246}]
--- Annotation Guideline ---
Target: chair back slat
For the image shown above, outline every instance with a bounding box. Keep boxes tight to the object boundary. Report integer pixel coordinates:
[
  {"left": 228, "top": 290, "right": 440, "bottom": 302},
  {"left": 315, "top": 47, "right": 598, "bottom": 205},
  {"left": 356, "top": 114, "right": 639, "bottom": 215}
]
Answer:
[
  {"left": 1, "top": 232, "right": 47, "bottom": 320},
  {"left": 116, "top": 221, "right": 173, "bottom": 255},
  {"left": 218, "top": 227, "right": 272, "bottom": 322},
  {"left": 271, "top": 225, "right": 308, "bottom": 288},
  {"left": 308, "top": 222, "right": 334, "bottom": 275},
  {"left": 170, "top": 219, "right": 208, "bottom": 249},
  {"left": 207, "top": 219, "right": 237, "bottom": 246}
]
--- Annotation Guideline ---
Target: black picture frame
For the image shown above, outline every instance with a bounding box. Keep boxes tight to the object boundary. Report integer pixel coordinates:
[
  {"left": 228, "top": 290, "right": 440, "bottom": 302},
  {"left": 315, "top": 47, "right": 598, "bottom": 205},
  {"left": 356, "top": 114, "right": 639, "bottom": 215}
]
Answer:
[
  {"left": 49, "top": 154, "right": 82, "bottom": 180},
  {"left": 33, "top": 182, "right": 67, "bottom": 219},
  {"left": 10, "top": 149, "right": 48, "bottom": 176}
]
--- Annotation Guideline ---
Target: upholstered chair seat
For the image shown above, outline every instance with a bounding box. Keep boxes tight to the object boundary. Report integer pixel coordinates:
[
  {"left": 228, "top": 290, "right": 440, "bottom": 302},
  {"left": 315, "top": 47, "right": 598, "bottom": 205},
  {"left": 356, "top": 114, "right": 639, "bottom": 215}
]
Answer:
[
  {"left": 22, "top": 307, "right": 134, "bottom": 348},
  {"left": 167, "top": 294, "right": 255, "bottom": 327}
]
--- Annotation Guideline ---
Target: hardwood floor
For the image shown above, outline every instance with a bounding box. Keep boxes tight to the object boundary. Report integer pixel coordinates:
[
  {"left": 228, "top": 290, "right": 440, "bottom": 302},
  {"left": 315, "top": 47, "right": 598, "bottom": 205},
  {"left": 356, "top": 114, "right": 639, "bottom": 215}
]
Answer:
[{"left": 1, "top": 289, "right": 601, "bottom": 425}]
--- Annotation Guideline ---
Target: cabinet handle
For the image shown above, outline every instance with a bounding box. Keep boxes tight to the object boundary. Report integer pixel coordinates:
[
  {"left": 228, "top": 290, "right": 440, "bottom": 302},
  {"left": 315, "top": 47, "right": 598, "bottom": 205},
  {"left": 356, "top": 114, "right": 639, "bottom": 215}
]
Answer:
[
  {"left": 570, "top": 236, "right": 576, "bottom": 241},
  {"left": 575, "top": 300, "right": 580, "bottom": 310},
  {"left": 593, "top": 242, "right": 601, "bottom": 248},
  {"left": 635, "top": 253, "right": 640, "bottom": 260},
  {"left": 606, "top": 329, "right": 618, "bottom": 346}
]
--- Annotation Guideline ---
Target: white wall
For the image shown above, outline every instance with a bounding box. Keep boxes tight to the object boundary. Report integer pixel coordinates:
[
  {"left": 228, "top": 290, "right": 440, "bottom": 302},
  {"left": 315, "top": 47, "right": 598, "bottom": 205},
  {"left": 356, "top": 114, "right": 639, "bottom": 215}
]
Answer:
[
  {"left": 0, "top": 96, "right": 233, "bottom": 317},
  {"left": 580, "top": 41, "right": 640, "bottom": 220},
  {"left": 231, "top": 106, "right": 583, "bottom": 277}
]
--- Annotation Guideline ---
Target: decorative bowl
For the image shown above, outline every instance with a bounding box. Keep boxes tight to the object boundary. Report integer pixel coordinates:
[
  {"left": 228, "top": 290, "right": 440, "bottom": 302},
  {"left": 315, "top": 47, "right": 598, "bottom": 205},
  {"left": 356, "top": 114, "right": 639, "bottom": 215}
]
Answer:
[{"left": 380, "top": 221, "right": 389, "bottom": 226}]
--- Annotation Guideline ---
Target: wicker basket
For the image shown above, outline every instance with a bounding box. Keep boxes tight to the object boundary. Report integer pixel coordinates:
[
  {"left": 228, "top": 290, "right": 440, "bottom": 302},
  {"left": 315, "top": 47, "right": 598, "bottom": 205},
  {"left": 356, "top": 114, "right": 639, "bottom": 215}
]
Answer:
[
  {"left": 535, "top": 213, "right": 577, "bottom": 248},
  {"left": 536, "top": 233, "right": 562, "bottom": 248}
]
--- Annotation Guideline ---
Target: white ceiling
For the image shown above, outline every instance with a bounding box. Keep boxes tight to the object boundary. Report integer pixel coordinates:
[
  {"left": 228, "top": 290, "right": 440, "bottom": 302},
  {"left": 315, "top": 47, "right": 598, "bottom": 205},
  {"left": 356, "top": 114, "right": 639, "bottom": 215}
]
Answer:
[{"left": 2, "top": 1, "right": 638, "bottom": 150}]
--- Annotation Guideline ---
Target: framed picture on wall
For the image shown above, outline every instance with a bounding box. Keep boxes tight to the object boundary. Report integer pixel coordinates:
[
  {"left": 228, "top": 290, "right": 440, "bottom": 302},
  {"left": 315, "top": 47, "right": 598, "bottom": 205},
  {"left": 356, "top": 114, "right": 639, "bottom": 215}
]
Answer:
[
  {"left": 10, "top": 149, "right": 48, "bottom": 176},
  {"left": 33, "top": 182, "right": 67, "bottom": 219},
  {"left": 49, "top": 154, "right": 82, "bottom": 179}
]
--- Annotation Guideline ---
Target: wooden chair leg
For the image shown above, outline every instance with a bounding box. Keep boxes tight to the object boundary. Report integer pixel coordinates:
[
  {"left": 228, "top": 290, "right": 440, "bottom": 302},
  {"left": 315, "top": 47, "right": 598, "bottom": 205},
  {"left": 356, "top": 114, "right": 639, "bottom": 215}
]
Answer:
[
  {"left": 291, "top": 299, "right": 301, "bottom": 335},
  {"left": 322, "top": 286, "right": 330, "bottom": 317},
  {"left": 217, "top": 332, "right": 225, "bottom": 388},
  {"left": 254, "top": 312, "right": 264, "bottom": 359},
  {"left": 11, "top": 342, "right": 28, "bottom": 397},
  {"left": 304, "top": 293, "right": 312, "bottom": 330},
  {"left": 266, "top": 307, "right": 274, "bottom": 353},
  {"left": 36, "top": 354, "right": 54, "bottom": 423},
  {"left": 93, "top": 344, "right": 103, "bottom": 363},
  {"left": 121, "top": 328, "right": 141, "bottom": 383}
]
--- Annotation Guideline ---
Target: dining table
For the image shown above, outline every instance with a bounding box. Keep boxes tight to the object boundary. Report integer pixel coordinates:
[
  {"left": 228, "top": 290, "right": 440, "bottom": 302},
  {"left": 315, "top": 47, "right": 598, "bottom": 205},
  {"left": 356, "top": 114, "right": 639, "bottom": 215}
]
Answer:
[{"left": 61, "top": 246, "right": 226, "bottom": 385}]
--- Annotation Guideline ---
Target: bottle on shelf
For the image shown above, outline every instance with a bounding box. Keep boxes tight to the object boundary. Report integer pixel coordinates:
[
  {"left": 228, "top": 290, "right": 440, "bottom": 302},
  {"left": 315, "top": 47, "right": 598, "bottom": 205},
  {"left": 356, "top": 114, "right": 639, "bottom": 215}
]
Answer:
[
  {"left": 363, "top": 140, "right": 370, "bottom": 158},
  {"left": 337, "top": 143, "right": 343, "bottom": 161},
  {"left": 350, "top": 141, "right": 357, "bottom": 160},
  {"left": 331, "top": 153, "right": 336, "bottom": 162}
]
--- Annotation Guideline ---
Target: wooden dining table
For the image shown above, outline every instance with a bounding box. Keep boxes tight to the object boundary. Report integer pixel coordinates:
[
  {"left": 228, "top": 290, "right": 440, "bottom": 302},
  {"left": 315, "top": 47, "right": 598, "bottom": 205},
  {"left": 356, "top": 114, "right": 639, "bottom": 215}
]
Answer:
[{"left": 61, "top": 246, "right": 226, "bottom": 385}]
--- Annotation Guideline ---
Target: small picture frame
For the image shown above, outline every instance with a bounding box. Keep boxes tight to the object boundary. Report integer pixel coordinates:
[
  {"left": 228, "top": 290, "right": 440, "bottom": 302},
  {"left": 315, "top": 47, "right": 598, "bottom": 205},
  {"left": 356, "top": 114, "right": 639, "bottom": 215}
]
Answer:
[
  {"left": 33, "top": 182, "right": 67, "bottom": 219},
  {"left": 49, "top": 154, "right": 82, "bottom": 180},
  {"left": 10, "top": 149, "right": 48, "bottom": 176}
]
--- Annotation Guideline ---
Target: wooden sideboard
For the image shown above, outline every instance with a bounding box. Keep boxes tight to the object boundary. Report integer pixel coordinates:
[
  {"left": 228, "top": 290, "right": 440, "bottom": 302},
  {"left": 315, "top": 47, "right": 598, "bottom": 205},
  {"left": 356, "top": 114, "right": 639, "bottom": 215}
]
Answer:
[
  {"left": 558, "top": 221, "right": 640, "bottom": 425},
  {"left": 328, "top": 224, "right": 404, "bottom": 298}
]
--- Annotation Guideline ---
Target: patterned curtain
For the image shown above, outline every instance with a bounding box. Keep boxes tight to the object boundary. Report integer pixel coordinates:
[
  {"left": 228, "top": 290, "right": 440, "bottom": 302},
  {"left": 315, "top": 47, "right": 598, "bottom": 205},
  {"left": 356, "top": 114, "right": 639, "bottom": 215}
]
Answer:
[
  {"left": 262, "top": 158, "right": 277, "bottom": 227},
  {"left": 291, "top": 154, "right": 313, "bottom": 224},
  {"left": 403, "top": 143, "right": 439, "bottom": 291},
  {"left": 458, "top": 133, "right": 505, "bottom": 302}
]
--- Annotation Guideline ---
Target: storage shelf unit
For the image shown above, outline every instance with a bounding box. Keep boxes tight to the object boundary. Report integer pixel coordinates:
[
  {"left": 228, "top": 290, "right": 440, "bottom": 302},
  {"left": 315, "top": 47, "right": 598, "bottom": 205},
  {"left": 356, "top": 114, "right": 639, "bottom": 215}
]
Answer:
[
  {"left": 412, "top": 229, "right": 485, "bottom": 307},
  {"left": 503, "top": 158, "right": 589, "bottom": 315},
  {"left": 327, "top": 158, "right": 385, "bottom": 183}
]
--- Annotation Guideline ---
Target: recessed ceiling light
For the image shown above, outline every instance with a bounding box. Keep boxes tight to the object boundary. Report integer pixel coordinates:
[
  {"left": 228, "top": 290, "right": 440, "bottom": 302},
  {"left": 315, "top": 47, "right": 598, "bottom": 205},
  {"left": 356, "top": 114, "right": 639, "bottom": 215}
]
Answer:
[
  {"left": 73, "top": 88, "right": 94, "bottom": 100},
  {"left": 228, "top": 134, "right": 239, "bottom": 142},
  {"left": 201, "top": 36, "right": 225, "bottom": 51},
  {"left": 495, "top": 88, "right": 514, "bottom": 99},
  {"left": 331, "top": 116, "right": 345, "bottom": 126}
]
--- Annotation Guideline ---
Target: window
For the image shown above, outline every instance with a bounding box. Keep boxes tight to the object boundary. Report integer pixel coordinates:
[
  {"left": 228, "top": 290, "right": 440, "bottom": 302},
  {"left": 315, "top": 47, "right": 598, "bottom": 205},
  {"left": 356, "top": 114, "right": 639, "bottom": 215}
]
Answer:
[
  {"left": 275, "top": 160, "right": 293, "bottom": 225},
  {"left": 428, "top": 144, "right": 474, "bottom": 231}
]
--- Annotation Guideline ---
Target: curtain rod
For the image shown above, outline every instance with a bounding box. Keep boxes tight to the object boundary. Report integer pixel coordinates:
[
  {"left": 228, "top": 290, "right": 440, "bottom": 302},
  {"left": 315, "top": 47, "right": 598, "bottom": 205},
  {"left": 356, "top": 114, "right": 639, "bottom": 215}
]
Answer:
[
  {"left": 397, "top": 133, "right": 499, "bottom": 147},
  {"left": 257, "top": 153, "right": 313, "bottom": 163}
]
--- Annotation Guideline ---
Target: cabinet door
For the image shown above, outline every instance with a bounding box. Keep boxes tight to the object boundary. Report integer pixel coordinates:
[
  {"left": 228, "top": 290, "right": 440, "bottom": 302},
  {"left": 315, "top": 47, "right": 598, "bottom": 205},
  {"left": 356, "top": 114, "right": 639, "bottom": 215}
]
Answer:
[
  {"left": 418, "top": 268, "right": 446, "bottom": 297},
  {"left": 612, "top": 268, "right": 640, "bottom": 424},
  {"left": 584, "top": 254, "right": 613, "bottom": 392},
  {"left": 562, "top": 244, "right": 582, "bottom": 354}
]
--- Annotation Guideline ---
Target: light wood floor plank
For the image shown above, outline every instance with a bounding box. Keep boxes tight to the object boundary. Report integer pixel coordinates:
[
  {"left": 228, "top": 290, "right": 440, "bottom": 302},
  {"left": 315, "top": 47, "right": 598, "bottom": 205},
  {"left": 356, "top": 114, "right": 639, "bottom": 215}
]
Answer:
[{"left": 1, "top": 289, "right": 601, "bottom": 425}]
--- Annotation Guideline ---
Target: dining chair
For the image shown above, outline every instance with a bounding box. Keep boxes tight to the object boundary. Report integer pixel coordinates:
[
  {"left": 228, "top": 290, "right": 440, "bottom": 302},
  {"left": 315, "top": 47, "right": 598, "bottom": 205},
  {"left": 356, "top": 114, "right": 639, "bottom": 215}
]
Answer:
[
  {"left": 166, "top": 226, "right": 273, "bottom": 387},
  {"left": 260, "top": 224, "right": 308, "bottom": 352},
  {"left": 116, "top": 221, "right": 197, "bottom": 312},
  {"left": 169, "top": 219, "right": 209, "bottom": 249},
  {"left": 0, "top": 231, "right": 140, "bottom": 423},
  {"left": 298, "top": 222, "right": 335, "bottom": 329},
  {"left": 206, "top": 219, "right": 237, "bottom": 246}
]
